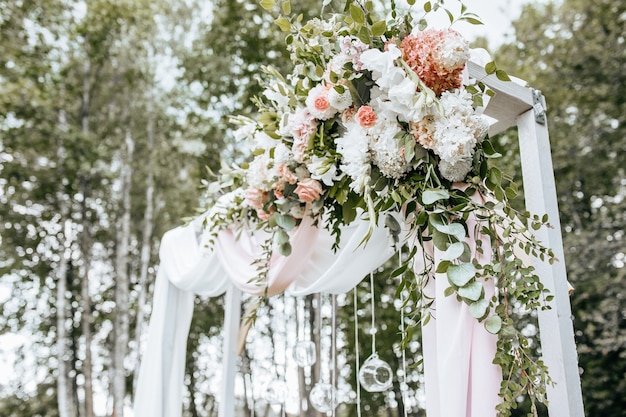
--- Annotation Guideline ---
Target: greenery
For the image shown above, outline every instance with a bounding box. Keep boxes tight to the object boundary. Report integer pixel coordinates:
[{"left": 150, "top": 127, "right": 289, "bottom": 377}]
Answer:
[{"left": 0, "top": 0, "right": 624, "bottom": 416}]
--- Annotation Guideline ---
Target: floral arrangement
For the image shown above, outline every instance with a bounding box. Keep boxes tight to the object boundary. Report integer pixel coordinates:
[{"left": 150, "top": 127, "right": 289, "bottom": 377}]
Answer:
[{"left": 203, "top": 0, "right": 556, "bottom": 415}]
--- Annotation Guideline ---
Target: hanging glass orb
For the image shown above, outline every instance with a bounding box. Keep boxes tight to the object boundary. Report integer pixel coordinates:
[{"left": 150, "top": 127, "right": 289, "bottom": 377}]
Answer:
[
  {"left": 309, "top": 381, "right": 337, "bottom": 413},
  {"left": 293, "top": 340, "right": 317, "bottom": 367},
  {"left": 264, "top": 379, "right": 288, "bottom": 404},
  {"left": 358, "top": 352, "right": 393, "bottom": 392}
]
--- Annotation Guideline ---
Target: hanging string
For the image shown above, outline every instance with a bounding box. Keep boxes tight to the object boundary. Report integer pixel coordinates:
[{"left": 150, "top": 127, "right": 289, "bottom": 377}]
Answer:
[
  {"left": 353, "top": 288, "right": 363, "bottom": 417},
  {"left": 398, "top": 251, "right": 409, "bottom": 417},
  {"left": 331, "top": 293, "right": 337, "bottom": 417},
  {"left": 369, "top": 271, "right": 376, "bottom": 354}
]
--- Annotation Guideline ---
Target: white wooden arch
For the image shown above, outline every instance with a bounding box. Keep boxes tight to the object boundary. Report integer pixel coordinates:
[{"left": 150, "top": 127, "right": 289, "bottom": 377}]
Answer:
[{"left": 217, "top": 61, "right": 585, "bottom": 417}]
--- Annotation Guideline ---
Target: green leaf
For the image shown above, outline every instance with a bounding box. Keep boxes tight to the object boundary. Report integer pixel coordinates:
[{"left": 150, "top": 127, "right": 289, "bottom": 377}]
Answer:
[
  {"left": 469, "top": 299, "right": 489, "bottom": 319},
  {"left": 441, "top": 241, "right": 465, "bottom": 261},
  {"left": 489, "top": 167, "right": 502, "bottom": 185},
  {"left": 443, "top": 286, "right": 456, "bottom": 297},
  {"left": 278, "top": 241, "right": 292, "bottom": 256},
  {"left": 447, "top": 263, "right": 476, "bottom": 287},
  {"left": 423, "top": 1, "right": 431, "bottom": 12},
  {"left": 462, "top": 16, "right": 483, "bottom": 25},
  {"left": 350, "top": 4, "right": 365, "bottom": 24},
  {"left": 274, "top": 213, "right": 296, "bottom": 230},
  {"left": 435, "top": 260, "right": 451, "bottom": 274},
  {"left": 259, "top": 0, "right": 275, "bottom": 10},
  {"left": 273, "top": 228, "right": 290, "bottom": 245},
  {"left": 485, "top": 61, "right": 497, "bottom": 74},
  {"left": 371, "top": 20, "right": 387, "bottom": 37},
  {"left": 496, "top": 69, "right": 511, "bottom": 81},
  {"left": 282, "top": 0, "right": 291, "bottom": 14},
  {"left": 430, "top": 216, "right": 466, "bottom": 241},
  {"left": 458, "top": 281, "right": 483, "bottom": 301},
  {"left": 485, "top": 315, "right": 502, "bottom": 334},
  {"left": 274, "top": 17, "right": 291, "bottom": 31},
  {"left": 422, "top": 188, "right": 450, "bottom": 205}
]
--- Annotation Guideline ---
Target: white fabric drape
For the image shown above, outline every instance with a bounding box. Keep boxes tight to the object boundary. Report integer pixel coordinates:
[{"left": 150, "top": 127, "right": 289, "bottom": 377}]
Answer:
[
  {"left": 133, "top": 224, "right": 230, "bottom": 417},
  {"left": 134, "top": 204, "right": 501, "bottom": 417}
]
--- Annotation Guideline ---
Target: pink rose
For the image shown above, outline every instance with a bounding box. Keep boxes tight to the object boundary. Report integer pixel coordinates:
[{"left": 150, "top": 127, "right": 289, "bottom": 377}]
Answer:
[
  {"left": 295, "top": 178, "right": 323, "bottom": 203},
  {"left": 356, "top": 105, "right": 377, "bottom": 128},
  {"left": 256, "top": 209, "right": 272, "bottom": 221},
  {"left": 244, "top": 188, "right": 266, "bottom": 209},
  {"left": 314, "top": 95, "right": 330, "bottom": 112},
  {"left": 277, "top": 163, "right": 297, "bottom": 184}
]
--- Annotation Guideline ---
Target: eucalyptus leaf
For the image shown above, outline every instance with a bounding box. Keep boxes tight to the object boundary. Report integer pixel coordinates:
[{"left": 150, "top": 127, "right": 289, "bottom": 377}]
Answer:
[
  {"left": 441, "top": 241, "right": 465, "bottom": 261},
  {"left": 485, "top": 315, "right": 502, "bottom": 334},
  {"left": 273, "top": 229, "right": 290, "bottom": 245},
  {"left": 469, "top": 299, "right": 489, "bottom": 319},
  {"left": 275, "top": 213, "right": 296, "bottom": 230},
  {"left": 278, "top": 241, "right": 292, "bottom": 257},
  {"left": 447, "top": 263, "right": 476, "bottom": 287},
  {"left": 430, "top": 217, "right": 466, "bottom": 241},
  {"left": 457, "top": 281, "right": 483, "bottom": 301},
  {"left": 422, "top": 188, "right": 450, "bottom": 205}
]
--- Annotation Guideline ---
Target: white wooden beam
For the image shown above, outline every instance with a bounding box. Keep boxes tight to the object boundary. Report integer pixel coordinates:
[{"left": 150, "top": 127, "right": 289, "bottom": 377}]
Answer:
[
  {"left": 516, "top": 100, "right": 585, "bottom": 417},
  {"left": 219, "top": 284, "right": 242, "bottom": 417},
  {"left": 468, "top": 61, "right": 534, "bottom": 136}
]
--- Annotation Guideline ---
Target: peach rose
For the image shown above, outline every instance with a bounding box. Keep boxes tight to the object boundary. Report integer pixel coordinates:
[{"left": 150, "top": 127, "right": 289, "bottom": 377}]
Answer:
[
  {"left": 314, "top": 95, "right": 330, "bottom": 112},
  {"left": 356, "top": 105, "right": 377, "bottom": 128},
  {"left": 244, "top": 188, "right": 267, "bottom": 209},
  {"left": 295, "top": 178, "right": 323, "bottom": 203},
  {"left": 277, "top": 163, "right": 297, "bottom": 184}
]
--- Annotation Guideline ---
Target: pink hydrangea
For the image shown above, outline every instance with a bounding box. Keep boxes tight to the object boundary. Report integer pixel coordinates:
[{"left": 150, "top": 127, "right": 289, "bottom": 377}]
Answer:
[{"left": 400, "top": 28, "right": 469, "bottom": 95}]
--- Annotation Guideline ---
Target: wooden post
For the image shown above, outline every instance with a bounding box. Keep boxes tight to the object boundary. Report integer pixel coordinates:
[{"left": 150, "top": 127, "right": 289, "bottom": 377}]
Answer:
[
  {"left": 219, "top": 284, "right": 242, "bottom": 417},
  {"left": 517, "top": 96, "right": 585, "bottom": 417}
]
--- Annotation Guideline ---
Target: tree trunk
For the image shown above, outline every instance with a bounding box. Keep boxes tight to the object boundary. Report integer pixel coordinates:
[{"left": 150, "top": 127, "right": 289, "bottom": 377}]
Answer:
[
  {"left": 56, "top": 107, "right": 77, "bottom": 417},
  {"left": 113, "top": 132, "right": 134, "bottom": 417},
  {"left": 79, "top": 179, "right": 95, "bottom": 417},
  {"left": 132, "top": 95, "right": 155, "bottom": 393},
  {"left": 80, "top": 53, "right": 95, "bottom": 417},
  {"left": 56, "top": 220, "right": 76, "bottom": 417}
]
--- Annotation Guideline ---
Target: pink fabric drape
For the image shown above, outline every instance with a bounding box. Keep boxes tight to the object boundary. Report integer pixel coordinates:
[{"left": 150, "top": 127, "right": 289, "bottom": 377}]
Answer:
[{"left": 134, "top": 198, "right": 502, "bottom": 417}]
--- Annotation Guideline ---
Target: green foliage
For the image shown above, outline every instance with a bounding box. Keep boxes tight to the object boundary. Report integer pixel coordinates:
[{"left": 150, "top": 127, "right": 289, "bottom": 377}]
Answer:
[{"left": 493, "top": 0, "right": 626, "bottom": 415}]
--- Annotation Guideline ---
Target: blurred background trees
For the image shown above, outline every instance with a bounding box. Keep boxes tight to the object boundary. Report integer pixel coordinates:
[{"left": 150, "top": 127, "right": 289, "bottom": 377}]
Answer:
[{"left": 0, "top": 0, "right": 624, "bottom": 416}]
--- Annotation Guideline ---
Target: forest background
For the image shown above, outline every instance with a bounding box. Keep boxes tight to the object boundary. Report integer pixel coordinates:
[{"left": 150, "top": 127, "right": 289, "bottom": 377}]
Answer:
[{"left": 0, "top": 0, "right": 624, "bottom": 416}]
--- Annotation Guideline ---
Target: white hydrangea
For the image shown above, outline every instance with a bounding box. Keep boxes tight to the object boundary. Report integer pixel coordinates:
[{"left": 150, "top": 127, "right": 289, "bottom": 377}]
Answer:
[
  {"left": 246, "top": 153, "right": 275, "bottom": 189},
  {"left": 327, "top": 86, "right": 352, "bottom": 111},
  {"left": 335, "top": 122, "right": 371, "bottom": 194},
  {"left": 438, "top": 157, "right": 473, "bottom": 182},
  {"left": 370, "top": 119, "right": 411, "bottom": 179},
  {"left": 273, "top": 143, "right": 293, "bottom": 165},
  {"left": 437, "top": 30, "right": 471, "bottom": 72}
]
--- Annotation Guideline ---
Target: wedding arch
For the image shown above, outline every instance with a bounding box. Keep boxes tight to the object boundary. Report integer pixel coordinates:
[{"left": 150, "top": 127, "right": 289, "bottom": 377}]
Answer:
[
  {"left": 137, "top": 57, "right": 584, "bottom": 417},
  {"left": 133, "top": 9, "right": 585, "bottom": 415},
  {"left": 181, "top": 62, "right": 584, "bottom": 417}
]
